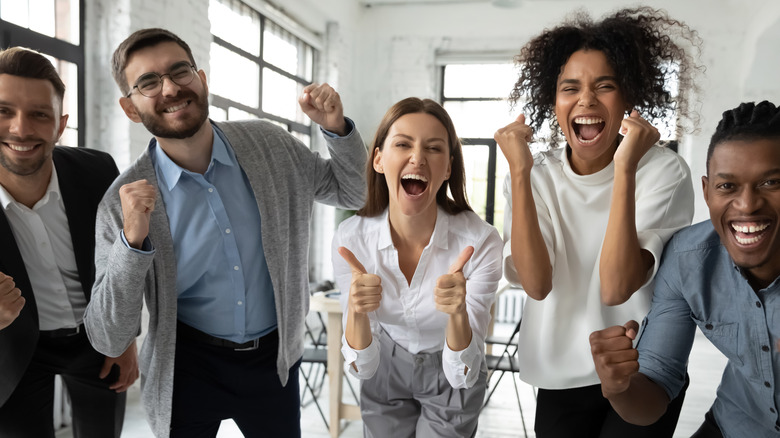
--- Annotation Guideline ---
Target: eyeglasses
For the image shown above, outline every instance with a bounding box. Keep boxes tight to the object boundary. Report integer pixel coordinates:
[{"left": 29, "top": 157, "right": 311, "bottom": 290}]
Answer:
[{"left": 126, "top": 62, "right": 197, "bottom": 98}]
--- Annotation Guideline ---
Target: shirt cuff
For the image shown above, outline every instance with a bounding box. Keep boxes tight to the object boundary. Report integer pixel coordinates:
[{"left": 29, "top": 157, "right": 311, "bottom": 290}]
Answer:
[
  {"left": 442, "top": 335, "right": 482, "bottom": 389},
  {"left": 341, "top": 333, "right": 379, "bottom": 379},
  {"left": 120, "top": 230, "right": 155, "bottom": 254},
  {"left": 320, "top": 117, "right": 355, "bottom": 138}
]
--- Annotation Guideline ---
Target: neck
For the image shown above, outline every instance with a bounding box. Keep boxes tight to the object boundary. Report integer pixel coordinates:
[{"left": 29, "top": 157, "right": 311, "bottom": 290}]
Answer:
[
  {"left": 0, "top": 161, "right": 53, "bottom": 209},
  {"left": 156, "top": 121, "right": 214, "bottom": 174},
  {"left": 388, "top": 204, "right": 438, "bottom": 252},
  {"left": 745, "top": 266, "right": 780, "bottom": 292}
]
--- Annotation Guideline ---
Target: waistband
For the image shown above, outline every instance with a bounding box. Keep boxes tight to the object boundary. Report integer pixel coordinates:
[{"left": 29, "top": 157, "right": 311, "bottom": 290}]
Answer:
[{"left": 176, "top": 321, "right": 276, "bottom": 351}]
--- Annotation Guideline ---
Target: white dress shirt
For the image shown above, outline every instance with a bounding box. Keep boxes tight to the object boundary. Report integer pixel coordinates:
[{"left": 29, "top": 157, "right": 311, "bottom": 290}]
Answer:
[
  {"left": 0, "top": 167, "right": 84, "bottom": 330},
  {"left": 333, "top": 207, "right": 503, "bottom": 389}
]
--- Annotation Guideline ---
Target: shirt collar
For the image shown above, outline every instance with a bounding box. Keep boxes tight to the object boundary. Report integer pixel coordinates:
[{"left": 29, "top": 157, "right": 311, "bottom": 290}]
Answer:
[
  {"left": 0, "top": 165, "right": 61, "bottom": 211},
  {"left": 151, "top": 124, "right": 235, "bottom": 191},
  {"left": 377, "top": 205, "right": 450, "bottom": 251}
]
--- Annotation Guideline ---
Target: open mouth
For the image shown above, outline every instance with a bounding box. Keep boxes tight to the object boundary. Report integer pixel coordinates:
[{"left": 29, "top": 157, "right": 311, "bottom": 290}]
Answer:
[
  {"left": 731, "top": 221, "right": 771, "bottom": 245},
  {"left": 401, "top": 174, "right": 428, "bottom": 196},
  {"left": 572, "top": 116, "right": 606, "bottom": 144},
  {"left": 163, "top": 101, "right": 189, "bottom": 113}
]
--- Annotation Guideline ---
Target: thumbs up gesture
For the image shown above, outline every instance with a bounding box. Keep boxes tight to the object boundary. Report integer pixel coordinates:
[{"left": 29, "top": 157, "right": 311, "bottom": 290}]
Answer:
[
  {"left": 434, "top": 247, "right": 474, "bottom": 315},
  {"left": 338, "top": 247, "right": 382, "bottom": 314}
]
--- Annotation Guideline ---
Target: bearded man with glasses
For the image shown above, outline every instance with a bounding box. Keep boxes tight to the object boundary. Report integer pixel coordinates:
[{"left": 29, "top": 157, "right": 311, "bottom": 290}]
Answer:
[{"left": 84, "top": 28, "right": 367, "bottom": 438}]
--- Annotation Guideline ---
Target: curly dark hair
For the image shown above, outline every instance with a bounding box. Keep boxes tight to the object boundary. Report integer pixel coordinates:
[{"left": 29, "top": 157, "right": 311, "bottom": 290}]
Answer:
[
  {"left": 706, "top": 101, "right": 780, "bottom": 174},
  {"left": 510, "top": 6, "right": 703, "bottom": 145}
]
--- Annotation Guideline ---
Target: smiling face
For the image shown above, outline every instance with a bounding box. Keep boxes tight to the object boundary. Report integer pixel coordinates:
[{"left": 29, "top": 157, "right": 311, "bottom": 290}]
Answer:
[
  {"left": 120, "top": 41, "right": 209, "bottom": 140},
  {"left": 0, "top": 74, "right": 66, "bottom": 179},
  {"left": 374, "top": 112, "right": 452, "bottom": 222},
  {"left": 703, "top": 138, "right": 780, "bottom": 288},
  {"left": 554, "top": 49, "right": 629, "bottom": 175}
]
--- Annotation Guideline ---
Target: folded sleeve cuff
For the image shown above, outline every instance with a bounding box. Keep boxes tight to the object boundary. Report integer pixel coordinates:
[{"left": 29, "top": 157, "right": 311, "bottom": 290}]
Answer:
[
  {"left": 442, "top": 336, "right": 482, "bottom": 389},
  {"left": 341, "top": 333, "right": 380, "bottom": 379}
]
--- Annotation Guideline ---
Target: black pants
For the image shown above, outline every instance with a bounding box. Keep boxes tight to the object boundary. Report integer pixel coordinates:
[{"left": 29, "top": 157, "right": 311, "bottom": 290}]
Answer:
[
  {"left": 0, "top": 331, "right": 125, "bottom": 438},
  {"left": 534, "top": 374, "right": 689, "bottom": 438},
  {"left": 170, "top": 329, "right": 301, "bottom": 438},
  {"left": 691, "top": 409, "right": 724, "bottom": 438}
]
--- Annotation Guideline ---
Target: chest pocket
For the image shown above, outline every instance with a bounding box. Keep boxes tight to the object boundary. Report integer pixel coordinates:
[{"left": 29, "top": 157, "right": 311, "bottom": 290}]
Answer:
[{"left": 690, "top": 315, "right": 744, "bottom": 367}]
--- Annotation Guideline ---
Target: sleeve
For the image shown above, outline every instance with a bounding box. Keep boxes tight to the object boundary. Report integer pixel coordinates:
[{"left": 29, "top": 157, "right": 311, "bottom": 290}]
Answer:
[
  {"left": 501, "top": 169, "right": 556, "bottom": 287},
  {"left": 310, "top": 117, "right": 368, "bottom": 210},
  {"left": 443, "top": 225, "right": 504, "bottom": 389},
  {"left": 331, "top": 224, "right": 382, "bottom": 380},
  {"left": 635, "top": 243, "right": 696, "bottom": 400},
  {"left": 84, "top": 183, "right": 154, "bottom": 358},
  {"left": 635, "top": 152, "right": 694, "bottom": 287}
]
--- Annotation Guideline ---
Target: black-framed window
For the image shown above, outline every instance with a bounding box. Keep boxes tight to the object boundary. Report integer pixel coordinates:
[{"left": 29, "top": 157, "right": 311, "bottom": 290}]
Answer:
[
  {"left": 0, "top": 0, "right": 84, "bottom": 147},
  {"left": 208, "top": 0, "right": 316, "bottom": 146},
  {"left": 441, "top": 63, "right": 516, "bottom": 235}
]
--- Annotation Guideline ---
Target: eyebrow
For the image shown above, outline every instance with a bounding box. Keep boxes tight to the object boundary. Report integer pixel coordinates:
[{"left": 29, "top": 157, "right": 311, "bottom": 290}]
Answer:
[
  {"left": 391, "top": 133, "right": 446, "bottom": 143},
  {"left": 0, "top": 99, "right": 54, "bottom": 111},
  {"left": 714, "top": 169, "right": 780, "bottom": 179},
  {"left": 558, "top": 76, "right": 618, "bottom": 86}
]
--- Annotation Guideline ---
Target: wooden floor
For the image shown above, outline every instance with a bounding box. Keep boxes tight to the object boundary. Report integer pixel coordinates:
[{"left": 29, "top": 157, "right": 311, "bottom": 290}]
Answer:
[{"left": 54, "top": 324, "right": 727, "bottom": 438}]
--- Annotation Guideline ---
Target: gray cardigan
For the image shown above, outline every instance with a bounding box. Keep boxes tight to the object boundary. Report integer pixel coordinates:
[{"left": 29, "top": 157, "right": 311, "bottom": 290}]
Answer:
[{"left": 84, "top": 120, "right": 367, "bottom": 437}]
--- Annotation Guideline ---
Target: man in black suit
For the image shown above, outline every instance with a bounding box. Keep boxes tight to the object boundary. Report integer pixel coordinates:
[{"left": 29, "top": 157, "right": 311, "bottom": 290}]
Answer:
[{"left": 0, "top": 47, "right": 138, "bottom": 437}]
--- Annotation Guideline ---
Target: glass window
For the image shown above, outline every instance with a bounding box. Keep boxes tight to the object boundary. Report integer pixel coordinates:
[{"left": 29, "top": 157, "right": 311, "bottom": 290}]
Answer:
[
  {"left": 209, "top": 43, "right": 260, "bottom": 108},
  {"left": 1, "top": 0, "right": 80, "bottom": 45}
]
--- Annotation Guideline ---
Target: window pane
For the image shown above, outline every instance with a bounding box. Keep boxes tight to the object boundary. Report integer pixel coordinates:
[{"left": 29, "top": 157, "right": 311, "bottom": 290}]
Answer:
[
  {"left": 227, "top": 107, "right": 258, "bottom": 121},
  {"left": 1, "top": 0, "right": 80, "bottom": 44},
  {"left": 209, "top": 43, "right": 259, "bottom": 108},
  {"left": 445, "top": 100, "right": 517, "bottom": 138},
  {"left": 262, "top": 68, "right": 308, "bottom": 124},
  {"left": 209, "top": 105, "right": 228, "bottom": 122},
  {"left": 209, "top": 0, "right": 260, "bottom": 56},
  {"left": 291, "top": 131, "right": 310, "bottom": 147},
  {"left": 263, "top": 21, "right": 313, "bottom": 81},
  {"left": 443, "top": 64, "right": 516, "bottom": 98}
]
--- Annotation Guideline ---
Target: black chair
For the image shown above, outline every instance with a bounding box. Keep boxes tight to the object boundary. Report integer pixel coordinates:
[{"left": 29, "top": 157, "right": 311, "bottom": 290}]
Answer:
[{"left": 482, "top": 295, "right": 529, "bottom": 437}]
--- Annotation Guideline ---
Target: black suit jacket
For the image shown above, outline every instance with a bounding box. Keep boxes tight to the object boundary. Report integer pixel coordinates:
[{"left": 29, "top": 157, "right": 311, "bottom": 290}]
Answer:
[{"left": 0, "top": 147, "right": 119, "bottom": 406}]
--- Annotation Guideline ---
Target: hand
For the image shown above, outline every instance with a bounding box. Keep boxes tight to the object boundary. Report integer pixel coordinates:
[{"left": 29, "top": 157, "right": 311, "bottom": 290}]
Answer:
[
  {"left": 434, "top": 247, "right": 474, "bottom": 315},
  {"left": 590, "top": 320, "right": 640, "bottom": 398},
  {"left": 119, "top": 180, "right": 156, "bottom": 249},
  {"left": 0, "top": 273, "right": 24, "bottom": 330},
  {"left": 338, "top": 247, "right": 382, "bottom": 314},
  {"left": 100, "top": 340, "right": 139, "bottom": 393},
  {"left": 495, "top": 114, "right": 534, "bottom": 176},
  {"left": 299, "top": 83, "right": 346, "bottom": 135},
  {"left": 614, "top": 110, "right": 660, "bottom": 170}
]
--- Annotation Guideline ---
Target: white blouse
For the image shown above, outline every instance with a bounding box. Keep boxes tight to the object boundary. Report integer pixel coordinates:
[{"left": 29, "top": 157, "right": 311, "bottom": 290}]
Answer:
[{"left": 332, "top": 207, "right": 503, "bottom": 389}]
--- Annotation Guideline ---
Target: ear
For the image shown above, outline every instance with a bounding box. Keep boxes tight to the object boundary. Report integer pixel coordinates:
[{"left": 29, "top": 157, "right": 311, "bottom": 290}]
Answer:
[
  {"left": 702, "top": 175, "right": 710, "bottom": 207},
  {"left": 445, "top": 155, "right": 453, "bottom": 180},
  {"left": 197, "top": 69, "right": 209, "bottom": 95},
  {"left": 119, "top": 96, "right": 142, "bottom": 123},
  {"left": 373, "top": 147, "right": 384, "bottom": 173},
  {"left": 56, "top": 114, "right": 69, "bottom": 141}
]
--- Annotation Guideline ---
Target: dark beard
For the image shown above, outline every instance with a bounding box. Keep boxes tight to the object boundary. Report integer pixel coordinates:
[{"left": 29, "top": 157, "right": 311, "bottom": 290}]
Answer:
[
  {"left": 138, "top": 90, "right": 210, "bottom": 140},
  {"left": 0, "top": 143, "right": 49, "bottom": 176}
]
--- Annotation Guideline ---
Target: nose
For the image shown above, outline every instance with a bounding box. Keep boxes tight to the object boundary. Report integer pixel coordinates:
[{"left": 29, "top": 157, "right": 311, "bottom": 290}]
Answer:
[
  {"left": 9, "top": 113, "right": 33, "bottom": 138},
  {"left": 160, "top": 75, "right": 181, "bottom": 97},
  {"left": 409, "top": 146, "right": 426, "bottom": 166},
  {"left": 734, "top": 187, "right": 763, "bottom": 213},
  {"left": 577, "top": 88, "right": 597, "bottom": 107}
]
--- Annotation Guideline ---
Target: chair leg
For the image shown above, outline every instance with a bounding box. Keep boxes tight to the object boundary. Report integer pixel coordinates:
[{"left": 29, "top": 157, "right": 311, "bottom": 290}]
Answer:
[
  {"left": 510, "top": 374, "right": 528, "bottom": 438},
  {"left": 481, "top": 371, "right": 507, "bottom": 410},
  {"left": 299, "top": 364, "right": 329, "bottom": 430}
]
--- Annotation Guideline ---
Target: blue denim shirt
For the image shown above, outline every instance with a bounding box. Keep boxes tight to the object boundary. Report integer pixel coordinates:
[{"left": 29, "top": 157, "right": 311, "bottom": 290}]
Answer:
[{"left": 637, "top": 220, "right": 780, "bottom": 437}]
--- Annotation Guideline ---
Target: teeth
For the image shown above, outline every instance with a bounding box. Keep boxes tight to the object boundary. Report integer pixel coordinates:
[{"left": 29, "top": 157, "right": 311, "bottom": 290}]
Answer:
[
  {"left": 736, "top": 234, "right": 762, "bottom": 245},
  {"left": 7, "top": 144, "right": 34, "bottom": 152},
  {"left": 731, "top": 223, "right": 769, "bottom": 233},
  {"left": 402, "top": 174, "right": 428, "bottom": 182},
  {"left": 574, "top": 117, "right": 604, "bottom": 125},
  {"left": 164, "top": 102, "right": 188, "bottom": 113}
]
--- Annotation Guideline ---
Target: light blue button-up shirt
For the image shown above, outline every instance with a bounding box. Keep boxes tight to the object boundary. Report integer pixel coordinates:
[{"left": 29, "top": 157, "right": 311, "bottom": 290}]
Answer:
[
  {"left": 149, "top": 125, "right": 275, "bottom": 343},
  {"left": 637, "top": 220, "right": 780, "bottom": 437}
]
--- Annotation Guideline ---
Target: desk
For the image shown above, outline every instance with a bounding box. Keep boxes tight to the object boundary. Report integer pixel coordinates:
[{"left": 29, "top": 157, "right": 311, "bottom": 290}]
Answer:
[{"left": 309, "top": 292, "right": 361, "bottom": 437}]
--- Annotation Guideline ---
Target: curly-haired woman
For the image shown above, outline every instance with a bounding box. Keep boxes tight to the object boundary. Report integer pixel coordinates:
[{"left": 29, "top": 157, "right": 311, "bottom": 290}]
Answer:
[{"left": 496, "top": 7, "right": 702, "bottom": 437}]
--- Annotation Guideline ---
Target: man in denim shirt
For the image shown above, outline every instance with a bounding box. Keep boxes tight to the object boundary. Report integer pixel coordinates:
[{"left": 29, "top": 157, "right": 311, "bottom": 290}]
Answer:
[{"left": 590, "top": 100, "right": 780, "bottom": 438}]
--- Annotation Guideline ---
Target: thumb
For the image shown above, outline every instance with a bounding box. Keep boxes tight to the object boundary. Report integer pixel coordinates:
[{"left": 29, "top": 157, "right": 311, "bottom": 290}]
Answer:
[
  {"left": 448, "top": 246, "right": 475, "bottom": 274},
  {"left": 623, "top": 320, "right": 640, "bottom": 340},
  {"left": 99, "top": 357, "right": 112, "bottom": 379},
  {"left": 516, "top": 114, "right": 526, "bottom": 125},
  {"left": 338, "top": 247, "right": 367, "bottom": 274}
]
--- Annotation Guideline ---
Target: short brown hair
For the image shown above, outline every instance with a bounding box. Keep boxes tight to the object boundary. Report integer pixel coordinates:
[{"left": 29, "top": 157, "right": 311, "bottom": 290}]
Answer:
[
  {"left": 357, "top": 97, "right": 472, "bottom": 217},
  {"left": 112, "top": 28, "right": 196, "bottom": 96},
  {"left": 0, "top": 47, "right": 65, "bottom": 109}
]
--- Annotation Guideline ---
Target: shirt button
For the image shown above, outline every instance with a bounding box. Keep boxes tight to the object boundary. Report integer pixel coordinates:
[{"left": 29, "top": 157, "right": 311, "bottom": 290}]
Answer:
[
  {"left": 225, "top": 228, "right": 231, "bottom": 234},
  {"left": 704, "top": 323, "right": 713, "bottom": 330},
  {"left": 237, "top": 301, "right": 243, "bottom": 306},
  {"left": 770, "top": 407, "right": 776, "bottom": 414},
  {"left": 756, "top": 301, "right": 762, "bottom": 308},
  {"left": 234, "top": 266, "right": 239, "bottom": 271},
  {"left": 763, "top": 345, "right": 770, "bottom": 352},
  {"left": 764, "top": 381, "right": 771, "bottom": 388},
  {"left": 208, "top": 188, "right": 214, "bottom": 193}
]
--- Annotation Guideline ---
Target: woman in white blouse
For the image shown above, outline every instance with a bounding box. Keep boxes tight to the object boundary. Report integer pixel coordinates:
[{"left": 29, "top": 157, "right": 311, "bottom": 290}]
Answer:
[{"left": 332, "top": 97, "right": 503, "bottom": 437}]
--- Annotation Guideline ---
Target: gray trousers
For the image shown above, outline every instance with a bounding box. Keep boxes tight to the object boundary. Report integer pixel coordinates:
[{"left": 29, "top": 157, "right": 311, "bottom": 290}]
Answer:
[{"left": 360, "top": 330, "right": 487, "bottom": 438}]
